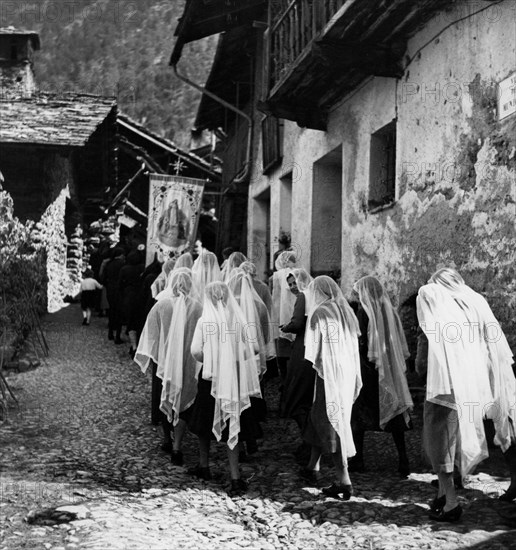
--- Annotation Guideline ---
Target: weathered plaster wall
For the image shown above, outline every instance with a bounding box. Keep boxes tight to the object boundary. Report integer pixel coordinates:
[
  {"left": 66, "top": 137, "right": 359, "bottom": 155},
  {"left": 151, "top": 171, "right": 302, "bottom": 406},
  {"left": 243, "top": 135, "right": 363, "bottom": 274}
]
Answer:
[{"left": 248, "top": 0, "right": 516, "bottom": 348}]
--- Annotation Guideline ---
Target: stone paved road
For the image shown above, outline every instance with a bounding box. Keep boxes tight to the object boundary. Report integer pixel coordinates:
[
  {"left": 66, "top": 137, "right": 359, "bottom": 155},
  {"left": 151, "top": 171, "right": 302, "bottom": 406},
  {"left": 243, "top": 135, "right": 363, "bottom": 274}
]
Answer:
[{"left": 1, "top": 305, "right": 515, "bottom": 550}]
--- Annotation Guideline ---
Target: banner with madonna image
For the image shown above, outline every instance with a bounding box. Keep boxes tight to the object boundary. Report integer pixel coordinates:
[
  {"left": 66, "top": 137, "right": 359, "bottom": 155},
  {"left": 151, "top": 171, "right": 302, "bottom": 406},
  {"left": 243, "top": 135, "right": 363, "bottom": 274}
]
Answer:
[{"left": 146, "top": 174, "right": 205, "bottom": 265}]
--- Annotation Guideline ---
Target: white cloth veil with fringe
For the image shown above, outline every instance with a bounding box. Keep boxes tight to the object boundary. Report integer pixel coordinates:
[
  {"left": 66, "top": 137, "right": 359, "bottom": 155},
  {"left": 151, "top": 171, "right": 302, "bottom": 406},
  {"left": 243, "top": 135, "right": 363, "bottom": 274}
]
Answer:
[
  {"left": 353, "top": 276, "right": 413, "bottom": 429},
  {"left": 227, "top": 268, "right": 275, "bottom": 377},
  {"left": 197, "top": 281, "right": 262, "bottom": 449},
  {"left": 417, "top": 267, "right": 515, "bottom": 474},
  {"left": 271, "top": 251, "right": 297, "bottom": 342},
  {"left": 158, "top": 270, "right": 202, "bottom": 425},
  {"left": 304, "top": 276, "right": 362, "bottom": 460}
]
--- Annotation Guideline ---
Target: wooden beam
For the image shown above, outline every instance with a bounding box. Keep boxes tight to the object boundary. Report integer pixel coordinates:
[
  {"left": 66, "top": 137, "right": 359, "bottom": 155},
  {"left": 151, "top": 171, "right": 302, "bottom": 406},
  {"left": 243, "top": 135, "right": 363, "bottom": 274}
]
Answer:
[
  {"left": 313, "top": 40, "right": 406, "bottom": 78},
  {"left": 257, "top": 100, "right": 327, "bottom": 131}
]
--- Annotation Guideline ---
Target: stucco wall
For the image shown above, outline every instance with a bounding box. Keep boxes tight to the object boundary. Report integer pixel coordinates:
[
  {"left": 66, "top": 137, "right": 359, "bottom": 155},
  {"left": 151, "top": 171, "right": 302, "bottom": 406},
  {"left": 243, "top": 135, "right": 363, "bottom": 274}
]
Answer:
[{"left": 248, "top": 0, "right": 516, "bottom": 348}]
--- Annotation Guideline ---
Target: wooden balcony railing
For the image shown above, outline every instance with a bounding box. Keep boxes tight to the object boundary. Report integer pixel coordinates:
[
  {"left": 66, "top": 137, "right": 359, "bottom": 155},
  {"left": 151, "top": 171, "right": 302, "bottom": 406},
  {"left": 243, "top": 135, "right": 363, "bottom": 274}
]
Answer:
[{"left": 269, "top": 0, "right": 346, "bottom": 91}]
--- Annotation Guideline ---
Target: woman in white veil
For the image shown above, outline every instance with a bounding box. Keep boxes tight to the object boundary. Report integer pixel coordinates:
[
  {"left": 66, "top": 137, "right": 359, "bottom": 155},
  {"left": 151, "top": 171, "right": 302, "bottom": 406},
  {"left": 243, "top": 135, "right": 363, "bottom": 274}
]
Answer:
[
  {"left": 281, "top": 269, "right": 315, "bottom": 451},
  {"left": 227, "top": 269, "right": 274, "bottom": 456},
  {"left": 271, "top": 251, "right": 297, "bottom": 383},
  {"left": 191, "top": 249, "right": 222, "bottom": 297},
  {"left": 416, "top": 267, "right": 515, "bottom": 521},
  {"left": 134, "top": 269, "right": 176, "bottom": 453},
  {"left": 302, "top": 276, "right": 362, "bottom": 499},
  {"left": 188, "top": 281, "right": 262, "bottom": 496},
  {"left": 157, "top": 270, "right": 202, "bottom": 465},
  {"left": 349, "top": 276, "right": 413, "bottom": 477}
]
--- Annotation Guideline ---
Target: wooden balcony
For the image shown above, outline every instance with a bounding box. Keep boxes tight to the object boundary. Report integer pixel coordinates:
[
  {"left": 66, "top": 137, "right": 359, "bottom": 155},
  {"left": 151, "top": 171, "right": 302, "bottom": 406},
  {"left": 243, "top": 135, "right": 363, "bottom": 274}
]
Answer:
[{"left": 259, "top": 0, "right": 451, "bottom": 130}]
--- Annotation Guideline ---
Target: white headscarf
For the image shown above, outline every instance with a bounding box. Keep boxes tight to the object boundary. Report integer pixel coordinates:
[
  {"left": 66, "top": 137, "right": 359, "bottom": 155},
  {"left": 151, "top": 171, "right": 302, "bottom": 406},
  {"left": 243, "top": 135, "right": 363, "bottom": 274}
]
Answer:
[
  {"left": 158, "top": 271, "right": 202, "bottom": 425},
  {"left": 418, "top": 268, "right": 515, "bottom": 469},
  {"left": 221, "top": 251, "right": 247, "bottom": 282},
  {"left": 353, "top": 276, "right": 413, "bottom": 429},
  {"left": 272, "top": 251, "right": 297, "bottom": 341},
  {"left": 290, "top": 268, "right": 313, "bottom": 292},
  {"left": 227, "top": 269, "right": 275, "bottom": 375},
  {"left": 150, "top": 258, "right": 175, "bottom": 298},
  {"left": 304, "top": 276, "right": 362, "bottom": 460},
  {"left": 197, "top": 281, "right": 262, "bottom": 449},
  {"left": 192, "top": 250, "right": 222, "bottom": 297}
]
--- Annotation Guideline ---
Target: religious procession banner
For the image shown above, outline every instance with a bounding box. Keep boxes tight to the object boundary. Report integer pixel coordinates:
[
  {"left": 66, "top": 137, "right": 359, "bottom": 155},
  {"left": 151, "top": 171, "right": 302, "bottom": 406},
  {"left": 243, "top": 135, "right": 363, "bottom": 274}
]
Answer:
[{"left": 146, "top": 174, "right": 205, "bottom": 264}]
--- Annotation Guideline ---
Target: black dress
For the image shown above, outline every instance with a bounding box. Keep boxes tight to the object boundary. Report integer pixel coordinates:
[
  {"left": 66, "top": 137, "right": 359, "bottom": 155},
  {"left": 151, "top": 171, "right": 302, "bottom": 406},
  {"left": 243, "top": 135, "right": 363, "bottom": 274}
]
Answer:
[
  {"left": 280, "top": 293, "right": 315, "bottom": 422},
  {"left": 185, "top": 370, "right": 263, "bottom": 443},
  {"left": 351, "top": 306, "right": 411, "bottom": 433}
]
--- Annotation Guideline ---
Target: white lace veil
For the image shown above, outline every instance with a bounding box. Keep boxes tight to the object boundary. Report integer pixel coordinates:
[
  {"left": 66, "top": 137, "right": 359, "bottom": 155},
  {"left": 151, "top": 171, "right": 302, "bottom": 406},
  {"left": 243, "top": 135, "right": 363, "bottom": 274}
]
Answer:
[
  {"left": 192, "top": 250, "right": 222, "bottom": 297},
  {"left": 221, "top": 251, "right": 247, "bottom": 282},
  {"left": 199, "top": 281, "right": 262, "bottom": 449},
  {"left": 150, "top": 258, "right": 176, "bottom": 298},
  {"left": 304, "top": 276, "right": 362, "bottom": 460},
  {"left": 227, "top": 269, "right": 275, "bottom": 375},
  {"left": 158, "top": 270, "right": 202, "bottom": 425},
  {"left": 175, "top": 252, "right": 193, "bottom": 270},
  {"left": 290, "top": 268, "right": 313, "bottom": 292},
  {"left": 353, "top": 276, "right": 413, "bottom": 429}
]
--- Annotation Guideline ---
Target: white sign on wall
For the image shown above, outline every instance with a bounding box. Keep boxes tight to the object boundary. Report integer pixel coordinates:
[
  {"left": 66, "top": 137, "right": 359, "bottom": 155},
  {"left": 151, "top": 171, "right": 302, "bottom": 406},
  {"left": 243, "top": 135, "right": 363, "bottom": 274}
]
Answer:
[{"left": 498, "top": 72, "right": 516, "bottom": 120}]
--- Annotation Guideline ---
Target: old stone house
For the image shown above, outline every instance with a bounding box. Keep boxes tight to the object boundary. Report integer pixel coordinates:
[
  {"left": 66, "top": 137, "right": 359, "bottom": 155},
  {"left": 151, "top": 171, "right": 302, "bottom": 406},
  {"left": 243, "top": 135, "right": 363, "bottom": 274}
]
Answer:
[
  {"left": 172, "top": 0, "right": 516, "bottom": 352},
  {"left": 0, "top": 27, "right": 117, "bottom": 311}
]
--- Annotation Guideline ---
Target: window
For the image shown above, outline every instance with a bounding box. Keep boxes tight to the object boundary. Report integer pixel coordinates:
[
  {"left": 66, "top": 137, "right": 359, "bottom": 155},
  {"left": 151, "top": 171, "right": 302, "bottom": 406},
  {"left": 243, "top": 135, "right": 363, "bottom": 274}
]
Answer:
[
  {"left": 369, "top": 120, "right": 396, "bottom": 211},
  {"left": 261, "top": 115, "right": 283, "bottom": 173},
  {"left": 311, "top": 146, "right": 342, "bottom": 278}
]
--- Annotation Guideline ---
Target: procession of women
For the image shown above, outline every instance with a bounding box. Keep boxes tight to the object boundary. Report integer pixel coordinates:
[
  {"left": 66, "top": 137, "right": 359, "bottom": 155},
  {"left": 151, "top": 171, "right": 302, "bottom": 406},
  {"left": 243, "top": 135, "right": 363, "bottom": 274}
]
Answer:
[{"left": 131, "top": 246, "right": 516, "bottom": 522}]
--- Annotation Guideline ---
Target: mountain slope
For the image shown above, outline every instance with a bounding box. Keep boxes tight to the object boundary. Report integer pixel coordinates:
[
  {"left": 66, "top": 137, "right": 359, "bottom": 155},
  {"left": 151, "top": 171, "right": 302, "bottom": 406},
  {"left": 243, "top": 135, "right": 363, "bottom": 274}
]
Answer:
[{"left": 0, "top": 0, "right": 216, "bottom": 148}]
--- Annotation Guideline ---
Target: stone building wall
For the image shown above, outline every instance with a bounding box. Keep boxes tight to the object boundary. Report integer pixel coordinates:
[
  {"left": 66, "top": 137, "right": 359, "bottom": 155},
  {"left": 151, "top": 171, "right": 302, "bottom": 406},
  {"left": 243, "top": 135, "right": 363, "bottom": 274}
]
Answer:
[{"left": 248, "top": 0, "right": 516, "bottom": 350}]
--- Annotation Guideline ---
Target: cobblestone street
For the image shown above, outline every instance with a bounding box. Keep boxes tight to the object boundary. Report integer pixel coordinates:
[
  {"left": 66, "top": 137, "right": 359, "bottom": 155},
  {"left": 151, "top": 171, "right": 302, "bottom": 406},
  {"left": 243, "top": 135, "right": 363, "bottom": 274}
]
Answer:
[{"left": 1, "top": 305, "right": 515, "bottom": 550}]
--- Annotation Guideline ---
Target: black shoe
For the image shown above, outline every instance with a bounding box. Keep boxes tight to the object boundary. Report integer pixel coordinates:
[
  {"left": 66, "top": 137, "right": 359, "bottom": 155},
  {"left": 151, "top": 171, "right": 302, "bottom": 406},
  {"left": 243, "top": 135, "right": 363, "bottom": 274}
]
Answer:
[
  {"left": 161, "top": 442, "right": 172, "bottom": 453},
  {"left": 499, "top": 485, "right": 516, "bottom": 502},
  {"left": 186, "top": 464, "right": 211, "bottom": 481},
  {"left": 429, "top": 495, "right": 446, "bottom": 514},
  {"left": 429, "top": 504, "right": 462, "bottom": 522},
  {"left": 398, "top": 457, "right": 410, "bottom": 478},
  {"left": 299, "top": 468, "right": 320, "bottom": 486},
  {"left": 108, "top": 333, "right": 114, "bottom": 340},
  {"left": 246, "top": 440, "right": 258, "bottom": 455},
  {"left": 170, "top": 451, "right": 184, "bottom": 466},
  {"left": 321, "top": 483, "right": 353, "bottom": 500},
  {"left": 82, "top": 319, "right": 87, "bottom": 325},
  {"left": 228, "top": 478, "right": 248, "bottom": 497}
]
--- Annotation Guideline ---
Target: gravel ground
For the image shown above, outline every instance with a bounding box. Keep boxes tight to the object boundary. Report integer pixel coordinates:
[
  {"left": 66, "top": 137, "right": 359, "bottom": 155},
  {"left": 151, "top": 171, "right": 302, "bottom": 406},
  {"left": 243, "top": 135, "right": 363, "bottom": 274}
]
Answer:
[{"left": 1, "top": 304, "right": 515, "bottom": 550}]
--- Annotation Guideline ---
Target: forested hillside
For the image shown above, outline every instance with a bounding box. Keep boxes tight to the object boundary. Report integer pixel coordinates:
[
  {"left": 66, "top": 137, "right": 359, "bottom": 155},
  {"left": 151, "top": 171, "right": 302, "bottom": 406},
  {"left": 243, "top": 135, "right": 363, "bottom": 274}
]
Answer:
[{"left": 0, "top": 0, "right": 216, "bottom": 148}]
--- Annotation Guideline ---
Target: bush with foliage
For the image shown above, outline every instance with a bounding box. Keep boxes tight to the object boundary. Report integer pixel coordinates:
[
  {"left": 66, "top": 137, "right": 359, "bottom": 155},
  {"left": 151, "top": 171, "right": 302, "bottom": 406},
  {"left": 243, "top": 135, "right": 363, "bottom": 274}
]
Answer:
[{"left": 0, "top": 191, "right": 47, "bottom": 354}]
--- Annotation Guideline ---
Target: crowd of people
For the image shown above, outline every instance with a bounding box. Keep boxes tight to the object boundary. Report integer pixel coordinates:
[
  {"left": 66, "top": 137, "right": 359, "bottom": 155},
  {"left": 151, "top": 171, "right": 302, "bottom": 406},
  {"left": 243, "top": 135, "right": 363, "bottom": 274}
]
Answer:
[{"left": 81, "top": 241, "right": 516, "bottom": 520}]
